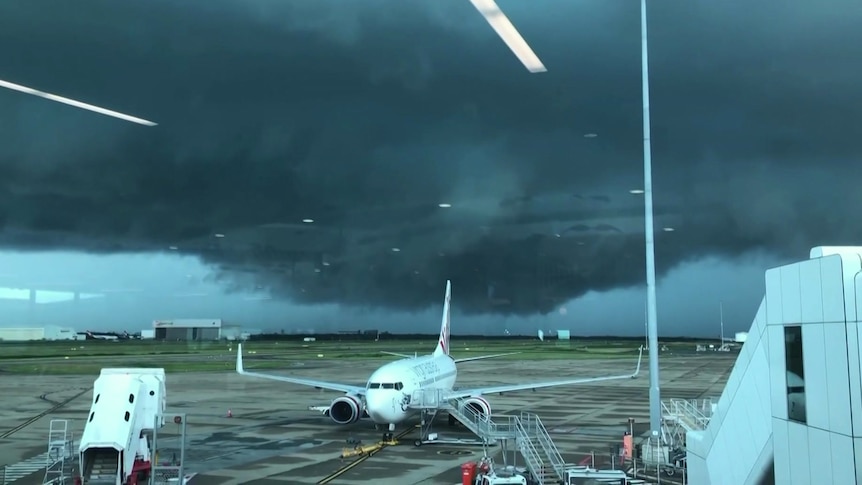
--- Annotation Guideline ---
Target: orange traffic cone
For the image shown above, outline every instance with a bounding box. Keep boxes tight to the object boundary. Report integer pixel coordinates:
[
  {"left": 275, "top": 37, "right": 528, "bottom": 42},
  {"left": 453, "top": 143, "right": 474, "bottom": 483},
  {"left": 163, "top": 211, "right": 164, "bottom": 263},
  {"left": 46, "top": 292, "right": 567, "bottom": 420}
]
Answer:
[{"left": 226, "top": 409, "right": 233, "bottom": 418}]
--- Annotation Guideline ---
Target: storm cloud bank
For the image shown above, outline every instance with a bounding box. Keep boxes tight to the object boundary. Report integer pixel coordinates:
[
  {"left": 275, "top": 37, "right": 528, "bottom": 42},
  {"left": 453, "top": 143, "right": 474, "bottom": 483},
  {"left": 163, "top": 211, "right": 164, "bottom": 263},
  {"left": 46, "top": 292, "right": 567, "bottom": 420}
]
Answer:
[{"left": 1, "top": 0, "right": 861, "bottom": 315}]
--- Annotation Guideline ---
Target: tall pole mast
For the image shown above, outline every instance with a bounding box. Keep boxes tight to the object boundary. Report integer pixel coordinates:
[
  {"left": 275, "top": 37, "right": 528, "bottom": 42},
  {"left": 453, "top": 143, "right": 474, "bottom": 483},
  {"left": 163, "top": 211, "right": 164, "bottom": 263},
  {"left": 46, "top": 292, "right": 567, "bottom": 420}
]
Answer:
[{"left": 640, "top": 0, "right": 662, "bottom": 441}]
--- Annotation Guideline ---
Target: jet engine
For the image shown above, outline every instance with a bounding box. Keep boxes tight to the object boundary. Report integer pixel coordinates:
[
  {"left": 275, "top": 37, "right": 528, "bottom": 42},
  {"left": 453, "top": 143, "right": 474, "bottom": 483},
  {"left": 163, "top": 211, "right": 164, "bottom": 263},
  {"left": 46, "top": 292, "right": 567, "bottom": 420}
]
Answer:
[
  {"left": 458, "top": 396, "right": 491, "bottom": 419},
  {"left": 329, "top": 394, "right": 364, "bottom": 424}
]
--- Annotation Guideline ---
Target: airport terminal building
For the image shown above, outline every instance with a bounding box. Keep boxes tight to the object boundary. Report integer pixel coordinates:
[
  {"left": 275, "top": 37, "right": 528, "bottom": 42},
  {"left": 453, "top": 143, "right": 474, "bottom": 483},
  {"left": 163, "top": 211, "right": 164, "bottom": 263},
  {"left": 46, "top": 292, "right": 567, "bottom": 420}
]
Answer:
[{"left": 685, "top": 246, "right": 862, "bottom": 484}]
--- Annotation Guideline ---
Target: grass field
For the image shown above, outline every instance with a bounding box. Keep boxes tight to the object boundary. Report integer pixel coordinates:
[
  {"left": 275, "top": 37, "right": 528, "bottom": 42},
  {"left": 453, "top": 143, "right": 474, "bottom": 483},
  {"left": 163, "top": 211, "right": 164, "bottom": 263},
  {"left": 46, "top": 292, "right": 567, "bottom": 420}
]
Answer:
[{"left": 0, "top": 338, "right": 697, "bottom": 375}]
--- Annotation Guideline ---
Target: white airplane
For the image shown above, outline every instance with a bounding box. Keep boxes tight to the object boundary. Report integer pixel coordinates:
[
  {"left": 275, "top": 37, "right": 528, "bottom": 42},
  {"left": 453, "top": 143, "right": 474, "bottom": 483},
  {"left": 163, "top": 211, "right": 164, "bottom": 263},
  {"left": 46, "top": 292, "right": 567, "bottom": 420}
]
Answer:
[{"left": 236, "top": 280, "right": 642, "bottom": 441}]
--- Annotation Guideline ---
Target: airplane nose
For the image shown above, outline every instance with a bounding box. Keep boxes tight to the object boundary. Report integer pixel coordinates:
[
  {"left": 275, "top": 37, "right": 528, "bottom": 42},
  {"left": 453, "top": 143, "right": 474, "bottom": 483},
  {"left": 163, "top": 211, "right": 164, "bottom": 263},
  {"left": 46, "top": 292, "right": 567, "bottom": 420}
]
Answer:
[
  {"left": 365, "top": 391, "right": 387, "bottom": 421},
  {"left": 366, "top": 391, "right": 401, "bottom": 423}
]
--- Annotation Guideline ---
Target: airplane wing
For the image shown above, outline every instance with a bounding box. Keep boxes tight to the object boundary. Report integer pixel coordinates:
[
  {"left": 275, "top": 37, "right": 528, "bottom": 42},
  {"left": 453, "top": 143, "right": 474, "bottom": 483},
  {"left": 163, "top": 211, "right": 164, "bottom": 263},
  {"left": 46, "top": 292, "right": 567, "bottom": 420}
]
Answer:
[
  {"left": 443, "top": 346, "right": 643, "bottom": 399},
  {"left": 380, "top": 351, "right": 414, "bottom": 358},
  {"left": 381, "top": 351, "right": 518, "bottom": 362},
  {"left": 379, "top": 351, "right": 518, "bottom": 362},
  {"left": 235, "top": 344, "right": 366, "bottom": 395},
  {"left": 453, "top": 352, "right": 521, "bottom": 363}
]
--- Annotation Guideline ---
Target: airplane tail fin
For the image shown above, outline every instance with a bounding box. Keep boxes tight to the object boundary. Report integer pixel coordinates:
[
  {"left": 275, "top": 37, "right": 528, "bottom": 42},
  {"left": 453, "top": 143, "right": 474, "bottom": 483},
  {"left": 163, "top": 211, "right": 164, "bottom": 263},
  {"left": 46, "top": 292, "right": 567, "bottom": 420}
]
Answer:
[{"left": 433, "top": 280, "right": 451, "bottom": 357}]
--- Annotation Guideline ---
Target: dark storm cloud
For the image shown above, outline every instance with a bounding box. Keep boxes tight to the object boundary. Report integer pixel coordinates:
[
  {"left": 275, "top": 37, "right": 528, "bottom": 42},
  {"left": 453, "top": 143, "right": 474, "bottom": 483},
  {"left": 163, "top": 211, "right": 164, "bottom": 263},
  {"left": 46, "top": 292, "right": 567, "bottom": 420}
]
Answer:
[{"left": 1, "top": 0, "right": 861, "bottom": 316}]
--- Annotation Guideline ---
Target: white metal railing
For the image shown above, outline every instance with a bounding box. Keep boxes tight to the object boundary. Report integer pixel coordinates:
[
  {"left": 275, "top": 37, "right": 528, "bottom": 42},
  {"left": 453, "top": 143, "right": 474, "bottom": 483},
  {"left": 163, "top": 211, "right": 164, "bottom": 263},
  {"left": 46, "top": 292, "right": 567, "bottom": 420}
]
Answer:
[
  {"left": 408, "top": 390, "right": 572, "bottom": 484},
  {"left": 407, "top": 391, "right": 504, "bottom": 440},
  {"left": 409, "top": 388, "right": 446, "bottom": 409},
  {"left": 699, "top": 397, "right": 715, "bottom": 418},
  {"left": 514, "top": 418, "right": 547, "bottom": 485},
  {"left": 662, "top": 398, "right": 711, "bottom": 430},
  {"left": 520, "top": 412, "right": 566, "bottom": 482},
  {"left": 447, "top": 398, "right": 521, "bottom": 441}
]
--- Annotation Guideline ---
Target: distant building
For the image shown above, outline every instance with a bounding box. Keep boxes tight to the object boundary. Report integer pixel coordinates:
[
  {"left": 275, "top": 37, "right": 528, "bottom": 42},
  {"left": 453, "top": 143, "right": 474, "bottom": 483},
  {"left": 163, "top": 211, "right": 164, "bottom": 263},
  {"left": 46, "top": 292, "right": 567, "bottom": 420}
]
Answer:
[
  {"left": 734, "top": 331, "right": 748, "bottom": 343},
  {"left": 46, "top": 327, "right": 79, "bottom": 340},
  {"left": 152, "top": 319, "right": 225, "bottom": 341},
  {"left": 221, "top": 325, "right": 247, "bottom": 341},
  {"left": 0, "top": 326, "right": 79, "bottom": 341},
  {"left": 556, "top": 330, "right": 571, "bottom": 340},
  {"left": 140, "top": 329, "right": 155, "bottom": 340}
]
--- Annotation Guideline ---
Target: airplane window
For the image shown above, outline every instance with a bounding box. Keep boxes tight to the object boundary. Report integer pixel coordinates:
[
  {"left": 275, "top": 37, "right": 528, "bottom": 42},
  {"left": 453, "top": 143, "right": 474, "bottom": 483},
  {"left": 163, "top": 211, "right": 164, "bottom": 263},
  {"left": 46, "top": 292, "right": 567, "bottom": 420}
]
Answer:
[
  {"left": 382, "top": 383, "right": 395, "bottom": 389},
  {"left": 367, "top": 383, "right": 381, "bottom": 389},
  {"left": 395, "top": 382, "right": 403, "bottom": 391}
]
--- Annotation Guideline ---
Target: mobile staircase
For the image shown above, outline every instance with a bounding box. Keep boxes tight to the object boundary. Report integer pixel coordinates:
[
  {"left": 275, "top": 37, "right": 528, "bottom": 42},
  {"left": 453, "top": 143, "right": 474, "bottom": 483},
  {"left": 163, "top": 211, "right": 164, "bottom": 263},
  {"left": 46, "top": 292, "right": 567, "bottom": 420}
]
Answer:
[
  {"left": 409, "top": 390, "right": 633, "bottom": 485},
  {"left": 660, "top": 398, "right": 713, "bottom": 447},
  {"left": 43, "top": 419, "right": 75, "bottom": 484}
]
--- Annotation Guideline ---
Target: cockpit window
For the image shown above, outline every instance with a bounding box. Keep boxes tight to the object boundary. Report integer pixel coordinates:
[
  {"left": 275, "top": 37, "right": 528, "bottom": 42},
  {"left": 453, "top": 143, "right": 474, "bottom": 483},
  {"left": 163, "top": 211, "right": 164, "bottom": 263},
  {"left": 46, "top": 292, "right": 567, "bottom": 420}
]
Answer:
[{"left": 367, "top": 382, "right": 402, "bottom": 390}]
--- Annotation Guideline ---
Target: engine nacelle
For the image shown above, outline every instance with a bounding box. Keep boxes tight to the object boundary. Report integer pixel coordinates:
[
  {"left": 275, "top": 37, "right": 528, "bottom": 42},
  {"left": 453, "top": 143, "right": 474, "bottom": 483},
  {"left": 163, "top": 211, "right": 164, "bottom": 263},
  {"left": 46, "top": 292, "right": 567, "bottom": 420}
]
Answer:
[
  {"left": 459, "top": 396, "right": 491, "bottom": 419},
  {"left": 329, "top": 394, "right": 364, "bottom": 425}
]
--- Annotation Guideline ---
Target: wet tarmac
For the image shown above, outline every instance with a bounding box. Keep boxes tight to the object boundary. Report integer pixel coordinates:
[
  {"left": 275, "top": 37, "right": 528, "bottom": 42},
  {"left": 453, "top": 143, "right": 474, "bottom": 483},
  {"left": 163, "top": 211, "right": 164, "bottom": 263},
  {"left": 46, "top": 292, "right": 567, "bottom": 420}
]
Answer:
[{"left": 0, "top": 351, "right": 735, "bottom": 484}]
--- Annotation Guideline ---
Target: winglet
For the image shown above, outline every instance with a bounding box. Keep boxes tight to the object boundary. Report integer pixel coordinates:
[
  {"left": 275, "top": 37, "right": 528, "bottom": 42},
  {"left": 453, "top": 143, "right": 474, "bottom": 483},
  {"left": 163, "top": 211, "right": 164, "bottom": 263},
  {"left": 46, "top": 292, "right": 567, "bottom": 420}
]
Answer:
[
  {"left": 631, "top": 346, "right": 644, "bottom": 378},
  {"left": 236, "top": 343, "right": 245, "bottom": 374}
]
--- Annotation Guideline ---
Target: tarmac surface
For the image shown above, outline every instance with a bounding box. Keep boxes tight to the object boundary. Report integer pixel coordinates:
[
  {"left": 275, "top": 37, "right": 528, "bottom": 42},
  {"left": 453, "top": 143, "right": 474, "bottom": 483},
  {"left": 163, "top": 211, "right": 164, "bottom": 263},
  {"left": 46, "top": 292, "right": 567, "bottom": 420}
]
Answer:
[{"left": 0, "top": 350, "right": 735, "bottom": 485}]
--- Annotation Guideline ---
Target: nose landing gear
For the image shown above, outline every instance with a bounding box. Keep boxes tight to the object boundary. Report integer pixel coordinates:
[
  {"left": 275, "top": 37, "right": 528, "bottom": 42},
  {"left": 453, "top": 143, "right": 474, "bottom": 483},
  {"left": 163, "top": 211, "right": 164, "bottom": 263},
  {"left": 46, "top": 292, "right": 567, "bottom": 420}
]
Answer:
[{"left": 382, "top": 423, "right": 396, "bottom": 443}]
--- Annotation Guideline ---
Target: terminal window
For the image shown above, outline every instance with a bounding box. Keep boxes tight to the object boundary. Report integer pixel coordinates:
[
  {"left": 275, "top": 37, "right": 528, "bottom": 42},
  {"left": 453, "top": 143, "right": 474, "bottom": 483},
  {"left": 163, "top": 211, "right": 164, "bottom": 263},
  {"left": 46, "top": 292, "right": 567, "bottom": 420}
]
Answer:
[{"left": 784, "top": 326, "right": 806, "bottom": 423}]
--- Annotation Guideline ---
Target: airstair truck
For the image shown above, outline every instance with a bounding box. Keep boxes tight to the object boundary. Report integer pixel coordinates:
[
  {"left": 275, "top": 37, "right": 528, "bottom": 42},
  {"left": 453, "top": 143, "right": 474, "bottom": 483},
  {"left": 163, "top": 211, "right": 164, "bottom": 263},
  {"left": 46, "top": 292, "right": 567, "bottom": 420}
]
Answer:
[{"left": 77, "top": 368, "right": 166, "bottom": 485}]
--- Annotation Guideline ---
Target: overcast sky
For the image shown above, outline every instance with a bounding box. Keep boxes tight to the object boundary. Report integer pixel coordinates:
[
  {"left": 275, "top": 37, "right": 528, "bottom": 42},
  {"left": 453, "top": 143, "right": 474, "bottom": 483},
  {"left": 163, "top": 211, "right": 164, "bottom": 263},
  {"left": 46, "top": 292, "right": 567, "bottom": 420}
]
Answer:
[{"left": 0, "top": 0, "right": 860, "bottom": 336}]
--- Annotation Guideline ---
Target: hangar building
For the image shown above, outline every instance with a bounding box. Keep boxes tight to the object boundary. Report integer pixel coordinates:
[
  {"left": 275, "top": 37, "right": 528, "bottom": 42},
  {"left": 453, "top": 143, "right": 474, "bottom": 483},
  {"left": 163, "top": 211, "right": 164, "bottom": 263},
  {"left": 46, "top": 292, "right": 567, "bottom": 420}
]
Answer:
[
  {"left": 0, "top": 326, "right": 79, "bottom": 341},
  {"left": 685, "top": 246, "right": 862, "bottom": 484},
  {"left": 153, "top": 319, "right": 224, "bottom": 341}
]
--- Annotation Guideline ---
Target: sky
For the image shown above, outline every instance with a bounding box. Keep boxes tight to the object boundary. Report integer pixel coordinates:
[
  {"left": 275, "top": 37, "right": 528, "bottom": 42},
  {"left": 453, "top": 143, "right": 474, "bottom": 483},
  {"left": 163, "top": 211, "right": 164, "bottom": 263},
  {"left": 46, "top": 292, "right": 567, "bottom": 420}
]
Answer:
[
  {"left": 0, "top": 0, "right": 861, "bottom": 336},
  {"left": 0, "top": 249, "right": 774, "bottom": 336}
]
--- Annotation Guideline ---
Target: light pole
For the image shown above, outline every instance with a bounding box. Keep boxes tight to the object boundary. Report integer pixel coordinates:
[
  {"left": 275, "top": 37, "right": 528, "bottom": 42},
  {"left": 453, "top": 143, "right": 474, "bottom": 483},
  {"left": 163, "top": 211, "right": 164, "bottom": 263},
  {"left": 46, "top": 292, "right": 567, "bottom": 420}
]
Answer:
[
  {"left": 644, "top": 300, "right": 648, "bottom": 350},
  {"left": 474, "top": 0, "right": 662, "bottom": 441},
  {"left": 639, "top": 0, "right": 663, "bottom": 443}
]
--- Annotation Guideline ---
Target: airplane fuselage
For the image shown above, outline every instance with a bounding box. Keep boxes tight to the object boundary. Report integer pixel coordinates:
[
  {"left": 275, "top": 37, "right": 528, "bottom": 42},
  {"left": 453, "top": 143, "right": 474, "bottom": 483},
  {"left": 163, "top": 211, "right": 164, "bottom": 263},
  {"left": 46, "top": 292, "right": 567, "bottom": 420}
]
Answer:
[{"left": 364, "top": 353, "right": 458, "bottom": 425}]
